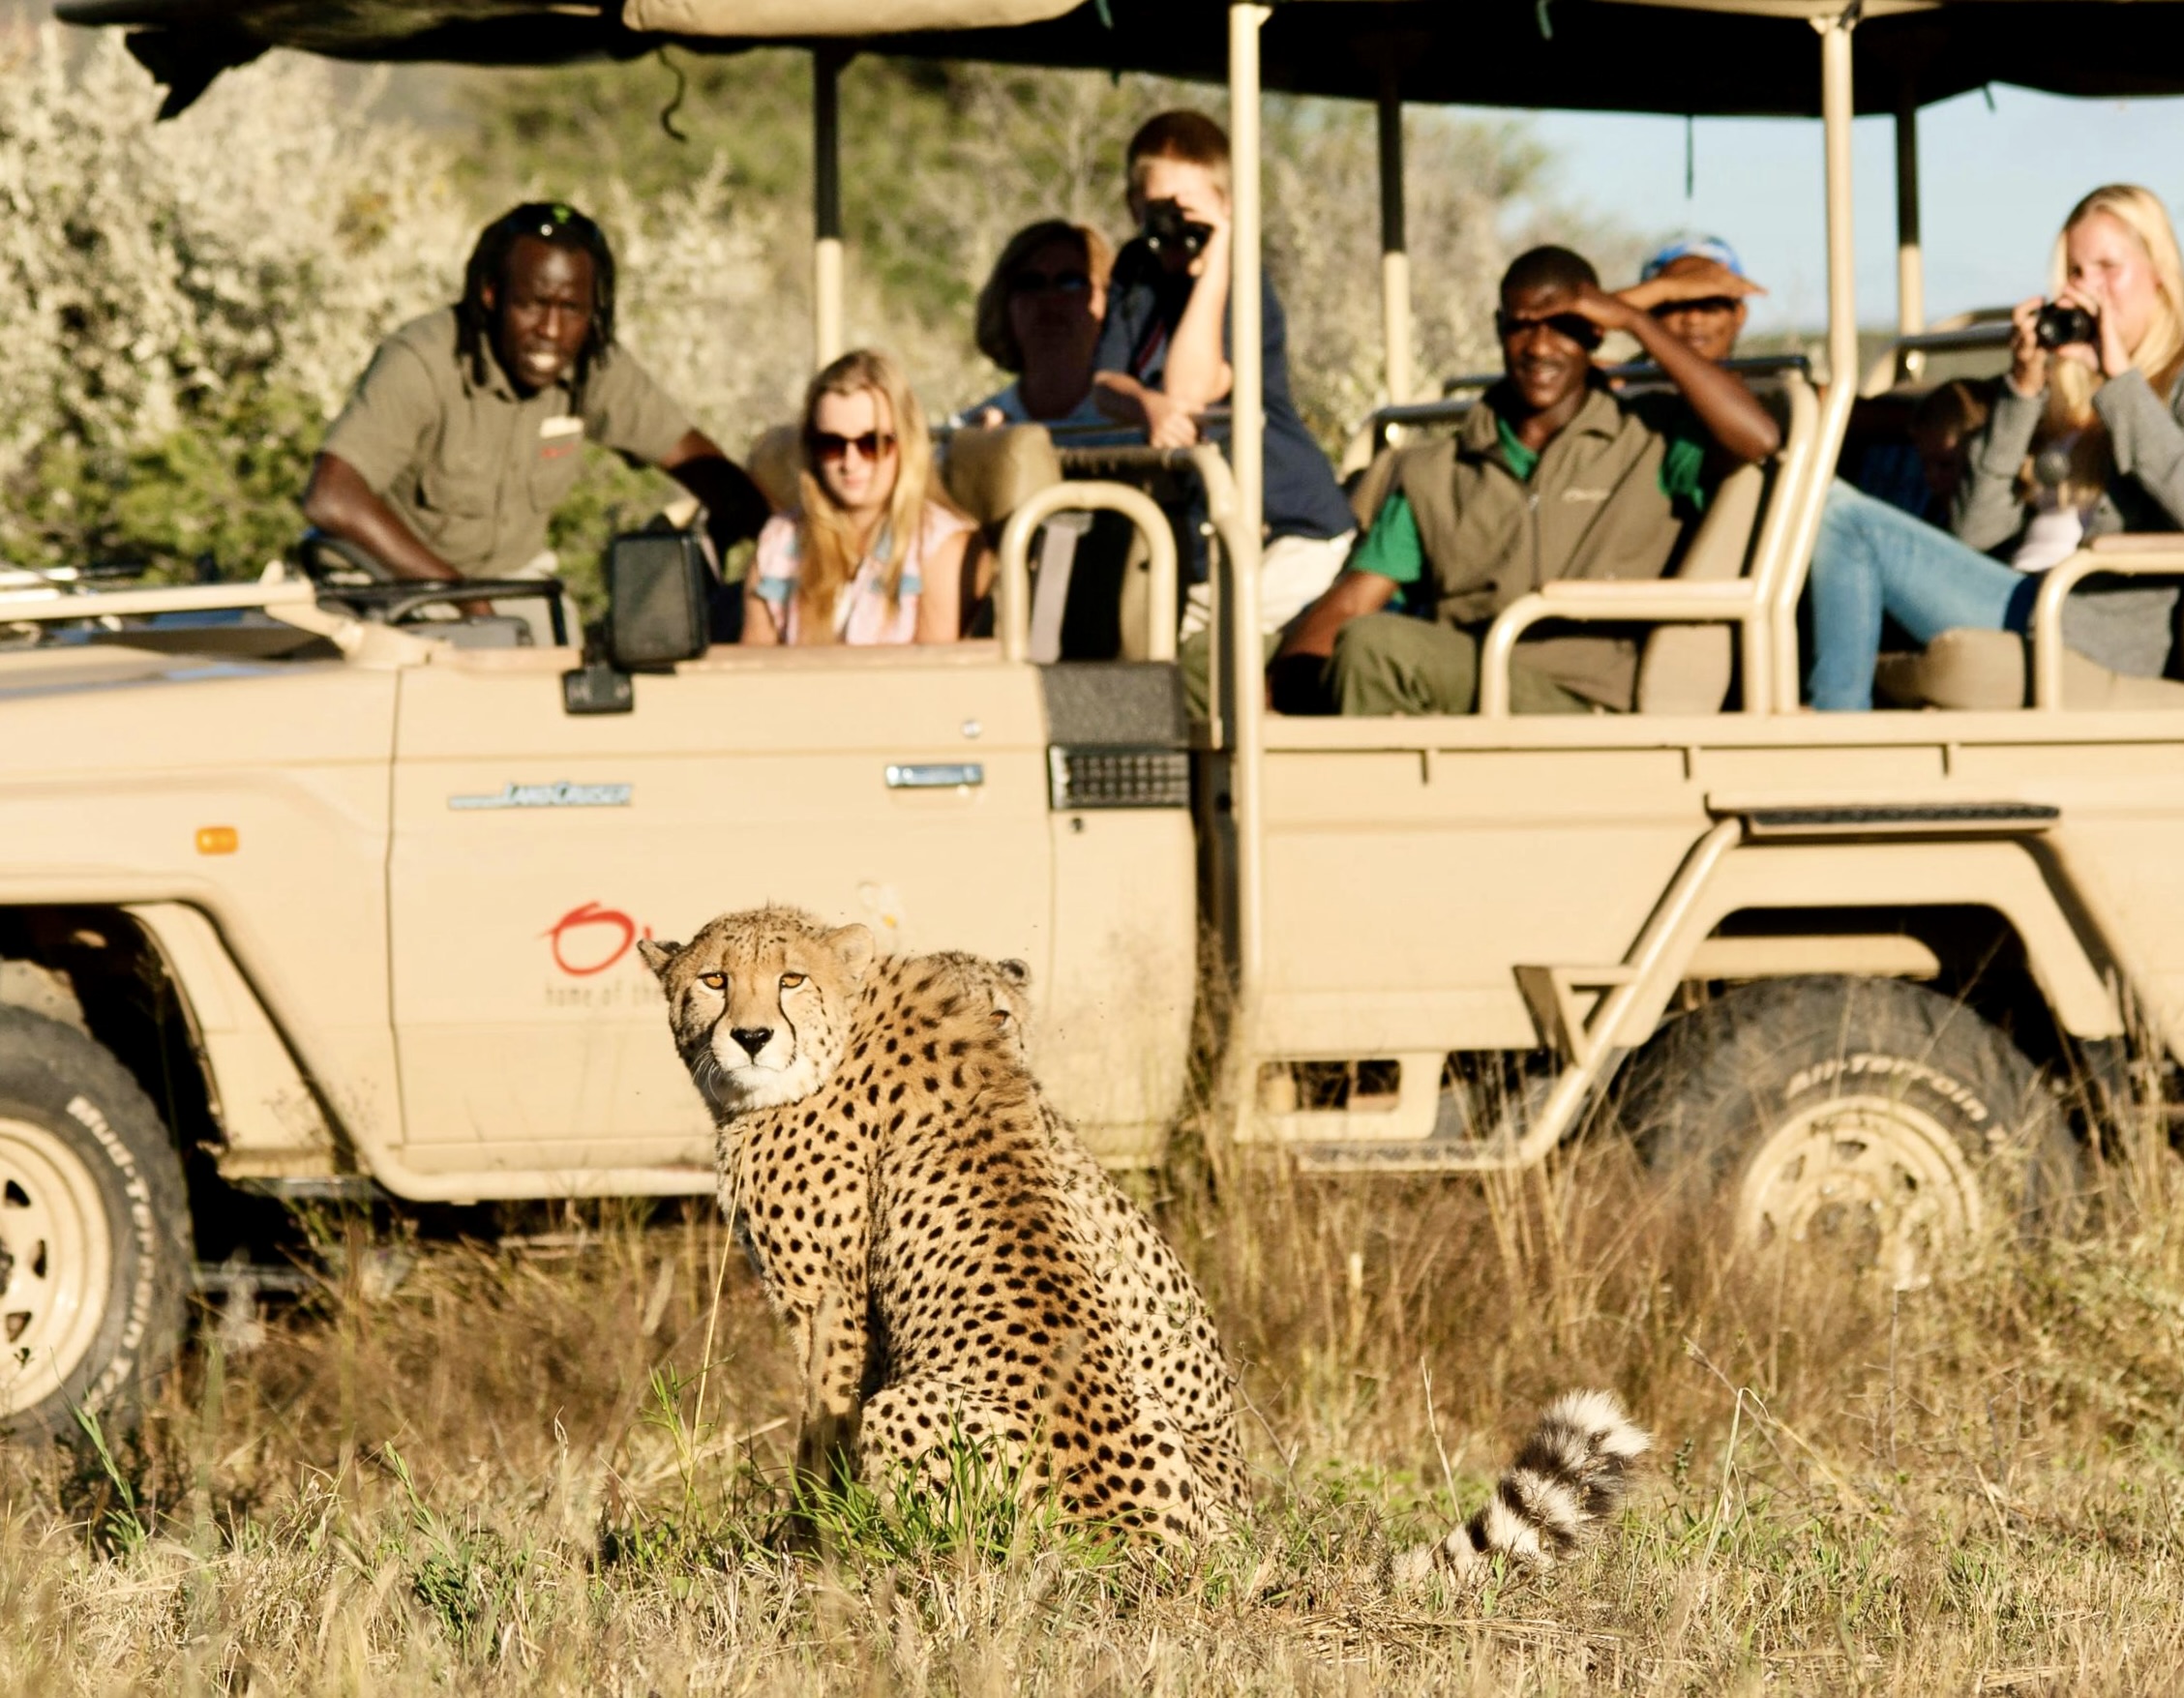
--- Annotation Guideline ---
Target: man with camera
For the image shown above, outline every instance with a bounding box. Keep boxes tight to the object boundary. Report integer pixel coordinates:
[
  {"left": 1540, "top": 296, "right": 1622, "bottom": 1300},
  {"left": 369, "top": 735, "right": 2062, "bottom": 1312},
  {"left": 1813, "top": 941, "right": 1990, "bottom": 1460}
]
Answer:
[
  {"left": 1269, "top": 245, "right": 1780, "bottom": 716},
  {"left": 303, "top": 201, "right": 768, "bottom": 636},
  {"left": 1092, "top": 110, "right": 1358, "bottom": 652}
]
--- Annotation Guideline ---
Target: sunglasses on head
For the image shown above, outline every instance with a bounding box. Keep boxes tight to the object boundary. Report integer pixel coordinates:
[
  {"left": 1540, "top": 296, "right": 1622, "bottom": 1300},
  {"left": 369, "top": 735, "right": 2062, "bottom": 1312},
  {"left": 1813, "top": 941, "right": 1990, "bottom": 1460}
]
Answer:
[
  {"left": 1495, "top": 310, "right": 1604, "bottom": 350},
  {"left": 809, "top": 430, "right": 898, "bottom": 463},
  {"left": 1008, "top": 268, "right": 1092, "bottom": 297}
]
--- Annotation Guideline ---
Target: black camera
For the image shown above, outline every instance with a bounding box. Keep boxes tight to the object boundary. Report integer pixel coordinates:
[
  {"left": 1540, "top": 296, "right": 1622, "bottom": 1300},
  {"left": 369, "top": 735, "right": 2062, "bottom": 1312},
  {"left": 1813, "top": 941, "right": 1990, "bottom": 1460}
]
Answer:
[
  {"left": 1143, "top": 198, "right": 1212, "bottom": 259},
  {"left": 2034, "top": 302, "right": 2099, "bottom": 349}
]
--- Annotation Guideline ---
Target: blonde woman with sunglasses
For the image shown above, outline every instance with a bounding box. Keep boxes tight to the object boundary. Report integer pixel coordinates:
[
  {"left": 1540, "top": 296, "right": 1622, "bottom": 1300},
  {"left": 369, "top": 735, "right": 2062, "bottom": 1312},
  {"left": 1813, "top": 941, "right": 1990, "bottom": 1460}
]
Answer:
[{"left": 743, "top": 349, "right": 982, "bottom": 645}]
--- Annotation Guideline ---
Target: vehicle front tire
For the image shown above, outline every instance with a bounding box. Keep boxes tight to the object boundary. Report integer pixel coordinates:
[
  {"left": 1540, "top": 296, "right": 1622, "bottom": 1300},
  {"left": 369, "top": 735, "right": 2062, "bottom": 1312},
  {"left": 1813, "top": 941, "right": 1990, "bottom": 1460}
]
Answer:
[
  {"left": 0, "top": 1008, "right": 193, "bottom": 1441},
  {"left": 1617, "top": 975, "right": 2080, "bottom": 1287}
]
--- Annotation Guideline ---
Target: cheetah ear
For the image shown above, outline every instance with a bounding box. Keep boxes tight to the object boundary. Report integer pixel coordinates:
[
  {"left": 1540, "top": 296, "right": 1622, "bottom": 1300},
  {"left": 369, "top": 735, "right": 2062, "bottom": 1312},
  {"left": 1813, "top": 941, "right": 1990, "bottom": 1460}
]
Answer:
[
  {"left": 636, "top": 938, "right": 682, "bottom": 981},
  {"left": 998, "top": 958, "right": 1032, "bottom": 989},
  {"left": 825, "top": 923, "right": 875, "bottom": 984}
]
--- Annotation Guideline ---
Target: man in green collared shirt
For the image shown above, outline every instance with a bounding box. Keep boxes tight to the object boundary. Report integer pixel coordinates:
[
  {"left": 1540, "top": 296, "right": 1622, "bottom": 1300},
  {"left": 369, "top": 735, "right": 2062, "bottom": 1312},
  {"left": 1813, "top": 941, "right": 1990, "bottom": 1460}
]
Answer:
[
  {"left": 1272, "top": 245, "right": 1780, "bottom": 715},
  {"left": 302, "top": 202, "right": 767, "bottom": 624}
]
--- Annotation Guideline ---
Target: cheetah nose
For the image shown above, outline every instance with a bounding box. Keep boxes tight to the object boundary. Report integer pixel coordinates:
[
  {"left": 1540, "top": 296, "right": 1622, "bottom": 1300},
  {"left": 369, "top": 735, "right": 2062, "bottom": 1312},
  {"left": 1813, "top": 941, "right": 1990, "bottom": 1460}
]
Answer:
[{"left": 729, "top": 1026, "right": 775, "bottom": 1059}]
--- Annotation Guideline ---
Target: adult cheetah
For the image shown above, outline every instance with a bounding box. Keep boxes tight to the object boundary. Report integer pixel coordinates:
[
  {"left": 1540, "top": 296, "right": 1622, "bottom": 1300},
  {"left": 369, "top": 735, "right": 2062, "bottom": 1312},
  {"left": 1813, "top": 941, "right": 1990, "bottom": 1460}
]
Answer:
[
  {"left": 642, "top": 909, "right": 1221, "bottom": 1540},
  {"left": 643, "top": 907, "right": 1649, "bottom": 1569}
]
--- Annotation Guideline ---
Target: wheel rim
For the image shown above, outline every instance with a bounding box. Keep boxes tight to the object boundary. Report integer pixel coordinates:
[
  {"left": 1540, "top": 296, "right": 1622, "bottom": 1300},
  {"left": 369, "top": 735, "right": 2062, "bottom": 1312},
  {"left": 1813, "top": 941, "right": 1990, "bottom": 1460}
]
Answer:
[
  {"left": 0, "top": 1116, "right": 115, "bottom": 1418},
  {"left": 1734, "top": 1093, "right": 1984, "bottom": 1291}
]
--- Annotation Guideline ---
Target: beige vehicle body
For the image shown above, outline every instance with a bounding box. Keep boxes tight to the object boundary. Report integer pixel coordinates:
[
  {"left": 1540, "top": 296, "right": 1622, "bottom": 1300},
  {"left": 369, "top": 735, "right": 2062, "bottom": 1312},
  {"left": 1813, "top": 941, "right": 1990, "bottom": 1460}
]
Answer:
[
  {"left": 0, "top": 584, "right": 1197, "bottom": 1199},
  {"left": 3, "top": 390, "right": 2178, "bottom": 1202},
  {"left": 15, "top": 0, "right": 2184, "bottom": 1440}
]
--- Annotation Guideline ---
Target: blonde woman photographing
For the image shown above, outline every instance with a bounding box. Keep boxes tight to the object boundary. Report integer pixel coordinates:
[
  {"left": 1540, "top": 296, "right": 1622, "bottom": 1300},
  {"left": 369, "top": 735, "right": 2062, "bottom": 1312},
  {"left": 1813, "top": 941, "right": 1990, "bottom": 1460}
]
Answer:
[
  {"left": 742, "top": 349, "right": 982, "bottom": 646},
  {"left": 1807, "top": 185, "right": 2184, "bottom": 708}
]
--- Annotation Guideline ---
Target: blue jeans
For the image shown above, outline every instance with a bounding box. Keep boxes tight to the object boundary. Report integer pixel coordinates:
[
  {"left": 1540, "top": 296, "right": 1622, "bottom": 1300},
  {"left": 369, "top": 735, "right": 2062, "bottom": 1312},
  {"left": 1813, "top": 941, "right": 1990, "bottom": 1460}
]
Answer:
[{"left": 1806, "top": 482, "right": 2039, "bottom": 711}]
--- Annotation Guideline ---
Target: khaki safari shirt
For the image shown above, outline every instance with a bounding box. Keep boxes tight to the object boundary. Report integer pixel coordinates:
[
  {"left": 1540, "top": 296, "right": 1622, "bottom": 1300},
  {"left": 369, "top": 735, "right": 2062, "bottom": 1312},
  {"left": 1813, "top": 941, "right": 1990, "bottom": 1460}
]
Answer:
[
  {"left": 320, "top": 306, "right": 692, "bottom": 580},
  {"left": 1351, "top": 381, "right": 1711, "bottom": 709}
]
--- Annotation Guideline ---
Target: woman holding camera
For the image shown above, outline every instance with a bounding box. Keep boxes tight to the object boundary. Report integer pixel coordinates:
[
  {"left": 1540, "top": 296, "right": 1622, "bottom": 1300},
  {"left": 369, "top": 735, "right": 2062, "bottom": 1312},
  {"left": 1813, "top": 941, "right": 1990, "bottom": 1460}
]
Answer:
[
  {"left": 742, "top": 348, "right": 981, "bottom": 646},
  {"left": 1807, "top": 184, "right": 2184, "bottom": 709}
]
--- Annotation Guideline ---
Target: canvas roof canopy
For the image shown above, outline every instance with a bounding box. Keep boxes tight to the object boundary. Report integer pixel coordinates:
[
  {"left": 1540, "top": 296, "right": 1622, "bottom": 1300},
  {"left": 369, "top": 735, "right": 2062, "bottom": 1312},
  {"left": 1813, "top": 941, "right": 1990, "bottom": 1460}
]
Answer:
[{"left": 56, "top": 0, "right": 2184, "bottom": 120}]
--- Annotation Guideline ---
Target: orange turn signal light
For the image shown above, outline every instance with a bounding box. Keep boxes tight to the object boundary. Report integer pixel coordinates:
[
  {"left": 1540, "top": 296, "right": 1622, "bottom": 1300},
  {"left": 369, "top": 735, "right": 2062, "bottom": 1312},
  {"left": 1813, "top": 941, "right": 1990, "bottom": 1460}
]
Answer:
[{"left": 194, "top": 826, "right": 239, "bottom": 856}]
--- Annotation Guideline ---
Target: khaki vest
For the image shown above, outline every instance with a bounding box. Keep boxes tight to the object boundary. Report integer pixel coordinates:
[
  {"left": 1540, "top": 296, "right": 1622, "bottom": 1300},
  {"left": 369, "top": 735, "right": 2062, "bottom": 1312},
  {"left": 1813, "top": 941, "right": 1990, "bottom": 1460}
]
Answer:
[{"left": 1360, "top": 383, "right": 1690, "bottom": 709}]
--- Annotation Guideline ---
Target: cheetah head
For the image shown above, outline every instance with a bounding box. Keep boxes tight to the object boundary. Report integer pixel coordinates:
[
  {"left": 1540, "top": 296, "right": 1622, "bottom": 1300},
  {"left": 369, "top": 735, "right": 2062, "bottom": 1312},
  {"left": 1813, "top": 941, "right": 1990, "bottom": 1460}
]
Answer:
[
  {"left": 917, "top": 950, "right": 1034, "bottom": 1064},
  {"left": 639, "top": 906, "right": 875, "bottom": 1113}
]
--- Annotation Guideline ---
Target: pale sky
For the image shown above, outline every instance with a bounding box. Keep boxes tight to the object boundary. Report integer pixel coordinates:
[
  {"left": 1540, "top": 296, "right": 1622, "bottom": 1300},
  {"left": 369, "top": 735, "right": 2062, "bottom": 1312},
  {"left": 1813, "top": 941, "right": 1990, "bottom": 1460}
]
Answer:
[{"left": 1509, "top": 83, "right": 2184, "bottom": 333}]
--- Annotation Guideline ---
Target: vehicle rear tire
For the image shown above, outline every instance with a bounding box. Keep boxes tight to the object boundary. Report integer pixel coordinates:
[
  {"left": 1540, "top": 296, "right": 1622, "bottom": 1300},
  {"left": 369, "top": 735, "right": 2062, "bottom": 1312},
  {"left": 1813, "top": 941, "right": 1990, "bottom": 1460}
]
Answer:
[
  {"left": 0, "top": 1008, "right": 192, "bottom": 1441},
  {"left": 1617, "top": 975, "right": 2080, "bottom": 1287}
]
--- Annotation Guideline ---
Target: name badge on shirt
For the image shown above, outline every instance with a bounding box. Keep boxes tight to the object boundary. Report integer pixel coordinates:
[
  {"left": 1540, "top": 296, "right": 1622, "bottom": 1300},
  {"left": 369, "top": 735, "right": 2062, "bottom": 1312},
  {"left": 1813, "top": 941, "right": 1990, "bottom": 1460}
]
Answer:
[{"left": 539, "top": 413, "right": 583, "bottom": 462}]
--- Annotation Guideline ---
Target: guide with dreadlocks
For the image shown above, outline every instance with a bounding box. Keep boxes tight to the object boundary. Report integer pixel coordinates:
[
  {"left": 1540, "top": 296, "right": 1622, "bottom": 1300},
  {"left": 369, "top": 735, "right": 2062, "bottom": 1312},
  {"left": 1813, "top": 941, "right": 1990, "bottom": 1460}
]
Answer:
[{"left": 301, "top": 202, "right": 769, "bottom": 618}]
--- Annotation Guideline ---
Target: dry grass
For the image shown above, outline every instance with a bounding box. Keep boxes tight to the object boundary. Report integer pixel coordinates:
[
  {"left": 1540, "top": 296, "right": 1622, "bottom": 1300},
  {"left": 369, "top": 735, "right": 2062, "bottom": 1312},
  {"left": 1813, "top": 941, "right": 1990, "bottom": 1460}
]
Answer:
[{"left": 6, "top": 1123, "right": 2184, "bottom": 1696}]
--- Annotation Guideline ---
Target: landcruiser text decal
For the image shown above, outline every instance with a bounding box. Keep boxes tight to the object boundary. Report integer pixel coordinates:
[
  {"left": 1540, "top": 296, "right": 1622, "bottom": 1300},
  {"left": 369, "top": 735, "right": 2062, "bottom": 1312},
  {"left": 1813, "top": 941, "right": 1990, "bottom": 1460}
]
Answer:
[{"left": 449, "top": 781, "right": 632, "bottom": 811}]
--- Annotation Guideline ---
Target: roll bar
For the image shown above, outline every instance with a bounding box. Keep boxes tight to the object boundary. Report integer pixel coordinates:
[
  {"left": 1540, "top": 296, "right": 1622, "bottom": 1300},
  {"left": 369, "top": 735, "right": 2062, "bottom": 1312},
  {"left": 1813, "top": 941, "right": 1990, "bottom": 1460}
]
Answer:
[
  {"left": 1369, "top": 355, "right": 1814, "bottom": 455},
  {"left": 1053, "top": 441, "right": 1247, "bottom": 740},
  {"left": 0, "top": 579, "right": 320, "bottom": 623},
  {"left": 2029, "top": 537, "right": 2184, "bottom": 709},
  {"left": 1868, "top": 319, "right": 2011, "bottom": 392},
  {"left": 991, "top": 480, "right": 1180, "bottom": 665}
]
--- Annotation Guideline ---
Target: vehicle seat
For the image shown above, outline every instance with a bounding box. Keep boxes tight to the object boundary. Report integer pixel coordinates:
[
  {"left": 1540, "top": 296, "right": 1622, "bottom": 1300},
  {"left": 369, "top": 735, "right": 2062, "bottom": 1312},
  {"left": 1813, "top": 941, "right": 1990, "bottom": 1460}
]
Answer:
[
  {"left": 1874, "top": 627, "right": 2184, "bottom": 710},
  {"left": 744, "top": 424, "right": 805, "bottom": 514},
  {"left": 1632, "top": 459, "right": 1768, "bottom": 714},
  {"left": 942, "top": 425, "right": 1133, "bottom": 659}
]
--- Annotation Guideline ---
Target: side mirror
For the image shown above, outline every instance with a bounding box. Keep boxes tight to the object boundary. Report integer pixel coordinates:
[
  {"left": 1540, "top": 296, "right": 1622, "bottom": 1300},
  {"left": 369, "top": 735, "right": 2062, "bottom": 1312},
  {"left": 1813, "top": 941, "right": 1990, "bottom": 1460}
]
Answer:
[
  {"left": 562, "top": 530, "right": 712, "bottom": 715},
  {"left": 607, "top": 530, "right": 710, "bottom": 670}
]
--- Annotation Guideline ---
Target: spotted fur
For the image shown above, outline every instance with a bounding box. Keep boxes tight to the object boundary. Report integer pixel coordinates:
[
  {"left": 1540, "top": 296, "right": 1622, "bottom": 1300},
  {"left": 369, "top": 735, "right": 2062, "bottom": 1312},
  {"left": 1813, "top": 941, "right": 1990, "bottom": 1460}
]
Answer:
[
  {"left": 914, "top": 950, "right": 1249, "bottom": 1523},
  {"left": 643, "top": 908, "right": 1215, "bottom": 1540}
]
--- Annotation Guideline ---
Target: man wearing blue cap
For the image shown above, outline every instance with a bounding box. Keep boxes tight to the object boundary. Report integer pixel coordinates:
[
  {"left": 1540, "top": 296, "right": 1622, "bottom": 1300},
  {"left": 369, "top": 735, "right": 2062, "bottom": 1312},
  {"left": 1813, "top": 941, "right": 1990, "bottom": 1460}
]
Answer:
[{"left": 1617, "top": 236, "right": 1764, "bottom": 367}]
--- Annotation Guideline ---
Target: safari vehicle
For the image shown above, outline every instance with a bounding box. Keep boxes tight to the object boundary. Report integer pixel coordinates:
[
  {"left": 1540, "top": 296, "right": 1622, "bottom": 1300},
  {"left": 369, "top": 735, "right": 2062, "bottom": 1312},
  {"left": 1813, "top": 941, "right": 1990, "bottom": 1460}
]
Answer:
[{"left": 12, "top": 0, "right": 2184, "bottom": 1440}]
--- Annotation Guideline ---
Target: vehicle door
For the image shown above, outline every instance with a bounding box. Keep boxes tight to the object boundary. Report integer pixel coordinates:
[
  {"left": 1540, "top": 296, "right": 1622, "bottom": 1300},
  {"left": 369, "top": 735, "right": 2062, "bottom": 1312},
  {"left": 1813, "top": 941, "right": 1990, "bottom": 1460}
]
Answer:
[{"left": 385, "top": 643, "right": 1053, "bottom": 1177}]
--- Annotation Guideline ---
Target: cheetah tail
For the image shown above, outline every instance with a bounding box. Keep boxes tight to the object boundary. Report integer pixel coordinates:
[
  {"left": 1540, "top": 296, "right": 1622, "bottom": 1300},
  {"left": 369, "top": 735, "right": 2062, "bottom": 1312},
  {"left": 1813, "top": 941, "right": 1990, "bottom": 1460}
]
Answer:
[{"left": 1392, "top": 1389, "right": 1651, "bottom": 1590}]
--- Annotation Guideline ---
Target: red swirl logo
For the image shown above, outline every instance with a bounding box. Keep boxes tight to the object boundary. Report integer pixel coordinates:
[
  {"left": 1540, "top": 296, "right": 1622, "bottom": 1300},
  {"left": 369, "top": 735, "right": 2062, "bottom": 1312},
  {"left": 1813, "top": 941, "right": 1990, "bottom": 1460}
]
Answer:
[{"left": 544, "top": 902, "right": 650, "bottom": 976}]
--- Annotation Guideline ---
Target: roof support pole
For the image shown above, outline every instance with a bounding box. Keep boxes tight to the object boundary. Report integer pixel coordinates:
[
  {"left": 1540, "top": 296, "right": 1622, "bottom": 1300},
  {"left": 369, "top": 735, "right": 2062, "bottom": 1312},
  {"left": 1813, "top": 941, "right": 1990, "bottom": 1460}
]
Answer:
[
  {"left": 1820, "top": 14, "right": 1857, "bottom": 399},
  {"left": 1377, "top": 71, "right": 1414, "bottom": 405},
  {"left": 1895, "top": 93, "right": 1925, "bottom": 357},
  {"left": 1227, "top": 0, "right": 1271, "bottom": 1035},
  {"left": 812, "top": 46, "right": 847, "bottom": 370},
  {"left": 1773, "top": 8, "right": 1862, "bottom": 709}
]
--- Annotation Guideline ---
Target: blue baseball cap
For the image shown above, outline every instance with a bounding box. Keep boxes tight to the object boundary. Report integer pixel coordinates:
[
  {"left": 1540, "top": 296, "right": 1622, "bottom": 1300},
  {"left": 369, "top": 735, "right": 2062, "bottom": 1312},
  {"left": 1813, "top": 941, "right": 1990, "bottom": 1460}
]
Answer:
[{"left": 1640, "top": 235, "right": 1745, "bottom": 282}]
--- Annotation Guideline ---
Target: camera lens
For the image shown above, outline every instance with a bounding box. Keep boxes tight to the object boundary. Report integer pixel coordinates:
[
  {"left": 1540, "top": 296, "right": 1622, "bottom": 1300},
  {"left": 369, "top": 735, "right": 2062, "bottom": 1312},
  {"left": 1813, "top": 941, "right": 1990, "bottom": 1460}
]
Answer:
[{"left": 2034, "top": 303, "right": 2097, "bottom": 350}]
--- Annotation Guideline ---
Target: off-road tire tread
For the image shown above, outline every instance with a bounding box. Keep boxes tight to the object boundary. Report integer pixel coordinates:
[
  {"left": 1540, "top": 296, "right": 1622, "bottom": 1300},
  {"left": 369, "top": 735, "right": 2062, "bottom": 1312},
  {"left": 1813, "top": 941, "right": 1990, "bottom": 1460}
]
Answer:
[
  {"left": 0, "top": 1006, "right": 192, "bottom": 1442},
  {"left": 1617, "top": 974, "right": 2082, "bottom": 1231}
]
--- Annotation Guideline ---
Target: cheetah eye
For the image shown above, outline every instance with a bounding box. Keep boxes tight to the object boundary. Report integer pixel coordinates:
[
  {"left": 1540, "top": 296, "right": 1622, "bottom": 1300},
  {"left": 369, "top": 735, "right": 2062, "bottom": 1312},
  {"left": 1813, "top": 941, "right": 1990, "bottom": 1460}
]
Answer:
[
  {"left": 780, "top": 972, "right": 808, "bottom": 991},
  {"left": 698, "top": 971, "right": 727, "bottom": 992},
  {"left": 991, "top": 1009, "right": 1012, "bottom": 1027}
]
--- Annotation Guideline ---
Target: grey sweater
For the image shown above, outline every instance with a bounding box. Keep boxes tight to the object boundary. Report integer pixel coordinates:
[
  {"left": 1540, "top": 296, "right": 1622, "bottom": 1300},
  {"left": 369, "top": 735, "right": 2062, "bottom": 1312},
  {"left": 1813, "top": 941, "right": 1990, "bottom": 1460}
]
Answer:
[{"left": 1953, "top": 369, "right": 2184, "bottom": 676}]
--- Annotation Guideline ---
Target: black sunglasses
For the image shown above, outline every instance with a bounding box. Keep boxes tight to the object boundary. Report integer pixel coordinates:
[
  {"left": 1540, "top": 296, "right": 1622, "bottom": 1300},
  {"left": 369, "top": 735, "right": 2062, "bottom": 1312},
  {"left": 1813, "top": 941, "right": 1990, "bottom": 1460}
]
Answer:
[
  {"left": 1652, "top": 296, "right": 1741, "bottom": 317},
  {"left": 1495, "top": 310, "right": 1604, "bottom": 350},
  {"left": 1008, "top": 268, "right": 1092, "bottom": 297},
  {"left": 809, "top": 430, "right": 898, "bottom": 463}
]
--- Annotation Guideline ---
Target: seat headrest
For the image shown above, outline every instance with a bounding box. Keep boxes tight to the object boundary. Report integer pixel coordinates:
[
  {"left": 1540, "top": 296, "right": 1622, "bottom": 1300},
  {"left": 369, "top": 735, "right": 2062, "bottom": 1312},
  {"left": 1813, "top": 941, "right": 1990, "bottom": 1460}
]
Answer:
[
  {"left": 744, "top": 425, "right": 804, "bottom": 515},
  {"left": 942, "top": 425, "right": 1063, "bottom": 527}
]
